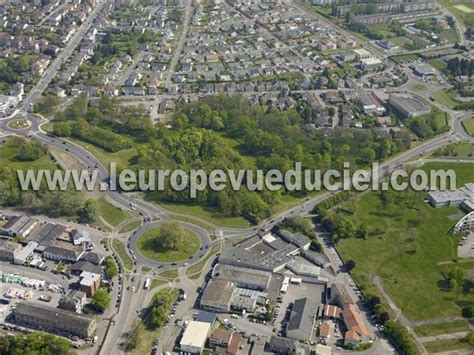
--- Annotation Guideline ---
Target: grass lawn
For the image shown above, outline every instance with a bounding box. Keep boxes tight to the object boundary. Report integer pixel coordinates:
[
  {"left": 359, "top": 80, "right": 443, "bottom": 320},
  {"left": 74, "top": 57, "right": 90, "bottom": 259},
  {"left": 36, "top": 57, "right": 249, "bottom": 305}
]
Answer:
[
  {"left": 391, "top": 54, "right": 420, "bottom": 64},
  {"left": 95, "top": 197, "right": 135, "bottom": 227},
  {"left": 157, "top": 269, "right": 178, "bottom": 280},
  {"left": 423, "top": 337, "right": 473, "bottom": 353},
  {"left": 428, "top": 59, "right": 447, "bottom": 71},
  {"left": 68, "top": 137, "right": 138, "bottom": 170},
  {"left": 161, "top": 202, "right": 251, "bottom": 228},
  {"left": 414, "top": 320, "right": 470, "bottom": 337},
  {"left": 119, "top": 219, "right": 142, "bottom": 233},
  {"left": 151, "top": 278, "right": 168, "bottom": 289},
  {"left": 112, "top": 239, "right": 133, "bottom": 271},
  {"left": 432, "top": 90, "right": 462, "bottom": 109},
  {"left": 431, "top": 143, "right": 474, "bottom": 158},
  {"left": 462, "top": 118, "right": 474, "bottom": 136},
  {"left": 186, "top": 244, "right": 221, "bottom": 279},
  {"left": 337, "top": 163, "right": 474, "bottom": 321},
  {"left": 137, "top": 227, "right": 200, "bottom": 263}
]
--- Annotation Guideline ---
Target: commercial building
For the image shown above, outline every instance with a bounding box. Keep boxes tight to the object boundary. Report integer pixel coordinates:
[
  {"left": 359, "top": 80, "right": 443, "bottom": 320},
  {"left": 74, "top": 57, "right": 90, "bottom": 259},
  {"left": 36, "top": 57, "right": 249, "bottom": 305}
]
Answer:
[
  {"left": 266, "top": 336, "right": 297, "bottom": 354},
  {"left": 389, "top": 96, "right": 431, "bottom": 118},
  {"left": 274, "top": 230, "right": 311, "bottom": 250},
  {"left": 286, "top": 298, "right": 317, "bottom": 342},
  {"left": 13, "top": 301, "right": 96, "bottom": 338},
  {"left": 358, "top": 91, "right": 386, "bottom": 116},
  {"left": 428, "top": 183, "right": 474, "bottom": 210},
  {"left": 43, "top": 244, "right": 84, "bottom": 262},
  {"left": 180, "top": 320, "right": 212, "bottom": 354},
  {"left": 79, "top": 271, "right": 101, "bottom": 296},
  {"left": 201, "top": 279, "right": 235, "bottom": 312}
]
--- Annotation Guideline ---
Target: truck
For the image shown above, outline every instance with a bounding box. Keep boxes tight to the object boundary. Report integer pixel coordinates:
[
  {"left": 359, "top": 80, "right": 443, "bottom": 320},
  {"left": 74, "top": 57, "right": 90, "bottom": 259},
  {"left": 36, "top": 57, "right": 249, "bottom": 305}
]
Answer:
[{"left": 144, "top": 278, "right": 151, "bottom": 290}]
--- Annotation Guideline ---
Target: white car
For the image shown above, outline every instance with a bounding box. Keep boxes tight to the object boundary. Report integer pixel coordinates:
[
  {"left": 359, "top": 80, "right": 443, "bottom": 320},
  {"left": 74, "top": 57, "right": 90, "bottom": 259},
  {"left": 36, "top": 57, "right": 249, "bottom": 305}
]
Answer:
[{"left": 131, "top": 286, "right": 136, "bottom": 292}]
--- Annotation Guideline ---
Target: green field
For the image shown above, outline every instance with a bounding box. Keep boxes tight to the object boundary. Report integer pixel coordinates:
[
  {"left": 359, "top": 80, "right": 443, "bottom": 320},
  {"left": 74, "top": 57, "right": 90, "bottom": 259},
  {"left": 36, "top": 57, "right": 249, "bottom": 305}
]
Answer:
[
  {"left": 137, "top": 226, "right": 200, "bottom": 263},
  {"left": 186, "top": 243, "right": 221, "bottom": 279},
  {"left": 462, "top": 118, "right": 474, "bottom": 136},
  {"left": 68, "top": 137, "right": 138, "bottom": 170},
  {"left": 95, "top": 197, "right": 136, "bottom": 227},
  {"left": 112, "top": 239, "right": 133, "bottom": 271},
  {"left": 161, "top": 202, "right": 251, "bottom": 228},
  {"left": 432, "top": 143, "right": 474, "bottom": 158},
  {"left": 414, "top": 320, "right": 470, "bottom": 337},
  {"left": 337, "top": 163, "right": 474, "bottom": 321},
  {"left": 440, "top": 0, "right": 474, "bottom": 27},
  {"left": 157, "top": 269, "right": 178, "bottom": 280},
  {"left": 432, "top": 90, "right": 462, "bottom": 109},
  {"left": 423, "top": 337, "right": 473, "bottom": 353}
]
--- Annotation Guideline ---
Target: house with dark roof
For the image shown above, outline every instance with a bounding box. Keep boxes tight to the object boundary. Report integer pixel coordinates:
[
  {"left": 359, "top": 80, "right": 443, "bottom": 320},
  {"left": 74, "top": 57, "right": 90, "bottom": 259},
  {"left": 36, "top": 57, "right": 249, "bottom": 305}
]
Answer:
[
  {"left": 286, "top": 298, "right": 316, "bottom": 341},
  {"left": 266, "top": 336, "right": 297, "bottom": 354}
]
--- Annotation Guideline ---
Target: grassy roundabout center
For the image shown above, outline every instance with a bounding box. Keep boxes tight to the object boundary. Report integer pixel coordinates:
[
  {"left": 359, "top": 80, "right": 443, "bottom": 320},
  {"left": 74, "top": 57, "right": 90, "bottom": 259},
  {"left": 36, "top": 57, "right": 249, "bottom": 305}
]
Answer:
[
  {"left": 7, "top": 119, "right": 30, "bottom": 129},
  {"left": 136, "top": 221, "right": 200, "bottom": 263}
]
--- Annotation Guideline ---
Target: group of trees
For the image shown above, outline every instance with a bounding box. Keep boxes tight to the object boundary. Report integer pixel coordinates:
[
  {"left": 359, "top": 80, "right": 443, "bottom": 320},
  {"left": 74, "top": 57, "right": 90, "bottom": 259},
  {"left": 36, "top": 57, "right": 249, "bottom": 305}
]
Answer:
[
  {"left": 0, "top": 55, "right": 36, "bottom": 84},
  {"left": 145, "top": 290, "right": 174, "bottom": 330},
  {"left": 104, "top": 256, "right": 118, "bottom": 279},
  {"left": 407, "top": 111, "right": 449, "bottom": 139},
  {"left": 45, "top": 93, "right": 414, "bottom": 222},
  {"left": 446, "top": 57, "right": 474, "bottom": 78},
  {"left": 385, "top": 320, "right": 420, "bottom": 355},
  {"left": 0, "top": 331, "right": 70, "bottom": 355},
  {"left": 91, "top": 288, "right": 111, "bottom": 312}
]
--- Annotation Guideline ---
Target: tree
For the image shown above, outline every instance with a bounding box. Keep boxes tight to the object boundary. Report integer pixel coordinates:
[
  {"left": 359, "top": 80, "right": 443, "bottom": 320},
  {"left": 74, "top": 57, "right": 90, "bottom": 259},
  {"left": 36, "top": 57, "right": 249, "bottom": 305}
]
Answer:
[
  {"left": 92, "top": 288, "right": 111, "bottom": 312},
  {"left": 346, "top": 259, "right": 356, "bottom": 271},
  {"left": 78, "top": 199, "right": 98, "bottom": 224},
  {"left": 104, "top": 256, "right": 118, "bottom": 279},
  {"left": 152, "top": 222, "right": 187, "bottom": 251},
  {"left": 0, "top": 331, "right": 70, "bottom": 355}
]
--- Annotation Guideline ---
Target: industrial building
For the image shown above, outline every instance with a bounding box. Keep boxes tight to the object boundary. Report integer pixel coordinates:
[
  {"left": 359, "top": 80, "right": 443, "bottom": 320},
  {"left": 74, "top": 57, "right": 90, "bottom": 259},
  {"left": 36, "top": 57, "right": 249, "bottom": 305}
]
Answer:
[
  {"left": 428, "top": 183, "right": 474, "bottom": 211},
  {"left": 388, "top": 96, "right": 431, "bottom": 118},
  {"left": 212, "top": 264, "right": 272, "bottom": 291},
  {"left": 13, "top": 301, "right": 96, "bottom": 338},
  {"left": 0, "top": 216, "right": 38, "bottom": 238}
]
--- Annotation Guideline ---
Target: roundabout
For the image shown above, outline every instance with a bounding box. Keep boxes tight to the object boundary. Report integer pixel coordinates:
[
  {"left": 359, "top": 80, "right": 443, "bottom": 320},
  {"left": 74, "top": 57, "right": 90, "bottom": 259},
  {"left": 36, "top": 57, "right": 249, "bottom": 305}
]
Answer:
[
  {"left": 128, "top": 219, "right": 213, "bottom": 270},
  {"left": 7, "top": 118, "right": 30, "bottom": 130}
]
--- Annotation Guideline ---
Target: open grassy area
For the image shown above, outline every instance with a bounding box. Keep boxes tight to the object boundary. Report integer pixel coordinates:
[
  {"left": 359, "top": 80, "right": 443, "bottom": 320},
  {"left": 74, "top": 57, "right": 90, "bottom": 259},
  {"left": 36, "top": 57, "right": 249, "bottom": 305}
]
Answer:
[
  {"left": 151, "top": 278, "right": 168, "bottom": 289},
  {"left": 414, "top": 320, "right": 470, "bottom": 337},
  {"left": 440, "top": 0, "right": 474, "bottom": 27},
  {"left": 431, "top": 143, "right": 474, "bottom": 158},
  {"left": 462, "top": 118, "right": 474, "bottom": 136},
  {"left": 95, "top": 197, "right": 135, "bottom": 227},
  {"left": 68, "top": 137, "right": 138, "bottom": 170},
  {"left": 137, "top": 227, "right": 200, "bottom": 263},
  {"left": 7, "top": 119, "right": 30, "bottom": 129},
  {"left": 186, "top": 243, "right": 221, "bottom": 279},
  {"left": 423, "top": 337, "right": 473, "bottom": 353},
  {"left": 0, "top": 139, "right": 58, "bottom": 171},
  {"left": 112, "top": 239, "right": 133, "bottom": 271},
  {"left": 157, "top": 269, "right": 178, "bottom": 280},
  {"left": 432, "top": 90, "right": 462, "bottom": 109},
  {"left": 119, "top": 219, "right": 142, "bottom": 233},
  {"left": 161, "top": 202, "right": 251, "bottom": 228},
  {"left": 337, "top": 163, "right": 474, "bottom": 321}
]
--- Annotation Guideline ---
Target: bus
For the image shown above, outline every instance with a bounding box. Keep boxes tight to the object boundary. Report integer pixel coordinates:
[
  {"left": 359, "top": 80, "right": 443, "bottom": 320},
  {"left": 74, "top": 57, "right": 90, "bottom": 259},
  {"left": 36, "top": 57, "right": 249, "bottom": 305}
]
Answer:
[{"left": 144, "top": 278, "right": 151, "bottom": 290}]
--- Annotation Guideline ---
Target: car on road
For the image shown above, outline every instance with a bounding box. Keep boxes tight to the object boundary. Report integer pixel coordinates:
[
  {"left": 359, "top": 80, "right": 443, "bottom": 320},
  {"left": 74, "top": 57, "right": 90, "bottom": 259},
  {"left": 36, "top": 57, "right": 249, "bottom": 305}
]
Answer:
[{"left": 131, "top": 286, "right": 135, "bottom": 292}]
